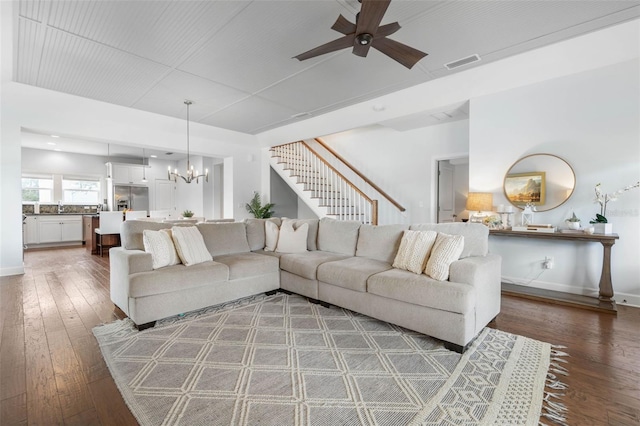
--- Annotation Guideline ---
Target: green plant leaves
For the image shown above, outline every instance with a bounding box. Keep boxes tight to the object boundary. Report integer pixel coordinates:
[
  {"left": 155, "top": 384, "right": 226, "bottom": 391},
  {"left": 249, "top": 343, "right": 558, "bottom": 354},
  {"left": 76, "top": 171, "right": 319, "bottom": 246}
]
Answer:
[{"left": 245, "top": 192, "right": 275, "bottom": 218}]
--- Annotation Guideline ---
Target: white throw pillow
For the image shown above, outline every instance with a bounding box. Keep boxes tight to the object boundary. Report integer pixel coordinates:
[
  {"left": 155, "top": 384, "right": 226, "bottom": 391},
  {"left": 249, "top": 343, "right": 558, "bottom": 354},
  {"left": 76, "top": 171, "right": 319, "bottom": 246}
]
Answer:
[
  {"left": 276, "top": 220, "right": 309, "bottom": 253},
  {"left": 425, "top": 232, "right": 465, "bottom": 281},
  {"left": 143, "top": 229, "right": 181, "bottom": 269},
  {"left": 392, "top": 230, "right": 437, "bottom": 274},
  {"left": 170, "top": 226, "right": 213, "bottom": 266},
  {"left": 265, "top": 220, "right": 280, "bottom": 252}
]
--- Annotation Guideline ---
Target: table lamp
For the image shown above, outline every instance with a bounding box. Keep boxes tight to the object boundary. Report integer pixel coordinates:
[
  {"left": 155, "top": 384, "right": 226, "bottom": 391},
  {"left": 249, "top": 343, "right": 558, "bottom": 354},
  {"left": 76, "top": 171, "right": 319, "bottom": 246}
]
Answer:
[{"left": 466, "top": 192, "right": 493, "bottom": 223}]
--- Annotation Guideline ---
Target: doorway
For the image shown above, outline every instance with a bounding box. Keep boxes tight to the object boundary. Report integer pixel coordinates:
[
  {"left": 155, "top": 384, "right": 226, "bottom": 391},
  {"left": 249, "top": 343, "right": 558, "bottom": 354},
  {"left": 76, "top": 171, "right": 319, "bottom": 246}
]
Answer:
[{"left": 437, "top": 158, "right": 469, "bottom": 223}]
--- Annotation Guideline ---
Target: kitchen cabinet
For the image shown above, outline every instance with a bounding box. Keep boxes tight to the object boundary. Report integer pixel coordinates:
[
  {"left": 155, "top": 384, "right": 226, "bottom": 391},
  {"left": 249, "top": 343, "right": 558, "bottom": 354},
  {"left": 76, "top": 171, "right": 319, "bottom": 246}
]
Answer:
[
  {"left": 108, "top": 163, "right": 145, "bottom": 185},
  {"left": 24, "top": 216, "right": 39, "bottom": 244},
  {"left": 37, "top": 215, "right": 83, "bottom": 243}
]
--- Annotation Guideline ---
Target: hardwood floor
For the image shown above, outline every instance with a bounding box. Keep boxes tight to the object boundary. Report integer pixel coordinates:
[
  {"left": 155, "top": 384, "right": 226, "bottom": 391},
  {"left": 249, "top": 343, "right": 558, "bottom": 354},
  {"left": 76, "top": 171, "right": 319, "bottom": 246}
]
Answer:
[{"left": 1, "top": 247, "right": 639, "bottom": 425}]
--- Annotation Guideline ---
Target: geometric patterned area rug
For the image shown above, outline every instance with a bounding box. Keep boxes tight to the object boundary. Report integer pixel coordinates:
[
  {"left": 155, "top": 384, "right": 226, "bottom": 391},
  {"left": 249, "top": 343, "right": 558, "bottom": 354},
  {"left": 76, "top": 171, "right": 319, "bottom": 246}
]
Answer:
[{"left": 93, "top": 293, "right": 568, "bottom": 426}]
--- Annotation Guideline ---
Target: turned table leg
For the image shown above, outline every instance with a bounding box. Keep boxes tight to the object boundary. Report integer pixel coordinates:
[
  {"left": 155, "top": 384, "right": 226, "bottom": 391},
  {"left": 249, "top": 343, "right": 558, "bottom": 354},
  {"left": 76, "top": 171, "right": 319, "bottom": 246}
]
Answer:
[{"left": 598, "top": 240, "right": 616, "bottom": 310}]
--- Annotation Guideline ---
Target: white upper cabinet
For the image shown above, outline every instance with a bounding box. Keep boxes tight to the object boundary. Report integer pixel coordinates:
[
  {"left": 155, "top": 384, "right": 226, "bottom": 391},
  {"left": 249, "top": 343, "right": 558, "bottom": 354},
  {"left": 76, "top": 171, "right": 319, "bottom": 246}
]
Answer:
[{"left": 107, "top": 163, "right": 146, "bottom": 185}]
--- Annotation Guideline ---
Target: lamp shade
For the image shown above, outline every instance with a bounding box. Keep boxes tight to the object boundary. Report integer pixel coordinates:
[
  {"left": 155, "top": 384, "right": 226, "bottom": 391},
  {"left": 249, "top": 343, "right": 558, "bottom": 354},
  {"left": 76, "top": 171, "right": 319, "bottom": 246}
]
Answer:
[{"left": 466, "top": 192, "right": 493, "bottom": 212}]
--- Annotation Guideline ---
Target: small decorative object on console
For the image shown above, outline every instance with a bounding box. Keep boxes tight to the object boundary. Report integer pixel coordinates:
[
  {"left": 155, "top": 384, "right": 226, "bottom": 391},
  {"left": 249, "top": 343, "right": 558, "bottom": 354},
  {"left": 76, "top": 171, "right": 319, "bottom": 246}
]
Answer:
[
  {"left": 565, "top": 212, "right": 581, "bottom": 230},
  {"left": 521, "top": 203, "right": 535, "bottom": 226},
  {"left": 182, "top": 210, "right": 194, "bottom": 218}
]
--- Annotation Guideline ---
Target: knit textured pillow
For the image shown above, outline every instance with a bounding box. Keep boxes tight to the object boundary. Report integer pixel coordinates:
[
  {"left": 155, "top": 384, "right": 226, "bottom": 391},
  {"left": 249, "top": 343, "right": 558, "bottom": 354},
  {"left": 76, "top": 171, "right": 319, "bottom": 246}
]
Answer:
[
  {"left": 425, "top": 232, "right": 465, "bottom": 281},
  {"left": 143, "top": 229, "right": 181, "bottom": 269},
  {"left": 276, "top": 221, "right": 309, "bottom": 253},
  {"left": 392, "top": 230, "right": 437, "bottom": 274},
  {"left": 170, "top": 226, "right": 213, "bottom": 266}
]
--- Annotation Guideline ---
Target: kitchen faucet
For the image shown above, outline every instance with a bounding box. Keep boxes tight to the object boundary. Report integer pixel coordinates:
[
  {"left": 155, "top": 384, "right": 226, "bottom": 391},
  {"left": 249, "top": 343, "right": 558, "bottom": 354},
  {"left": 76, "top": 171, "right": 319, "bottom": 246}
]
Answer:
[{"left": 58, "top": 201, "right": 63, "bottom": 214}]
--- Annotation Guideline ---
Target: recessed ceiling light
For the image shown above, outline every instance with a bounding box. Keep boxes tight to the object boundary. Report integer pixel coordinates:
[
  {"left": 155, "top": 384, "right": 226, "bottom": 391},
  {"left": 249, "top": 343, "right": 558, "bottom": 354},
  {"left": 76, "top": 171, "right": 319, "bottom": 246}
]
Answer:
[
  {"left": 51, "top": 135, "right": 60, "bottom": 138},
  {"left": 150, "top": 154, "right": 157, "bottom": 158},
  {"left": 47, "top": 142, "right": 56, "bottom": 146}
]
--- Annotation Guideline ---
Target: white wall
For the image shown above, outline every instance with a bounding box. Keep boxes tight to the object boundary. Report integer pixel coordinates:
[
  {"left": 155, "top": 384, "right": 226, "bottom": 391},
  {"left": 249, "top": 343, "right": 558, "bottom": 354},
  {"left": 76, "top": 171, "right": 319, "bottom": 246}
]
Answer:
[
  {"left": 321, "top": 120, "right": 470, "bottom": 224},
  {"left": 470, "top": 58, "right": 640, "bottom": 305}
]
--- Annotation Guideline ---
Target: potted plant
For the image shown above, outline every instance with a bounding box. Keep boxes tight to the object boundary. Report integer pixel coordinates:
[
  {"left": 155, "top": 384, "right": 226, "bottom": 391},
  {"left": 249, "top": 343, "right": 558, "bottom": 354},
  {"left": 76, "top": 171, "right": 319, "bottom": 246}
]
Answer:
[
  {"left": 565, "top": 212, "right": 581, "bottom": 230},
  {"left": 245, "top": 192, "right": 275, "bottom": 218},
  {"left": 182, "top": 209, "right": 194, "bottom": 218},
  {"left": 590, "top": 181, "right": 639, "bottom": 234}
]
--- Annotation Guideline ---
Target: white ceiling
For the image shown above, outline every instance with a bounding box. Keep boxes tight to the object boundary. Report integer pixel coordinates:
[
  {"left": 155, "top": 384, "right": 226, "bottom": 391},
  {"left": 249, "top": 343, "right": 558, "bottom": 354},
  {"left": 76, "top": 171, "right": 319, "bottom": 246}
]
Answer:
[{"left": 13, "top": 0, "right": 640, "bottom": 141}]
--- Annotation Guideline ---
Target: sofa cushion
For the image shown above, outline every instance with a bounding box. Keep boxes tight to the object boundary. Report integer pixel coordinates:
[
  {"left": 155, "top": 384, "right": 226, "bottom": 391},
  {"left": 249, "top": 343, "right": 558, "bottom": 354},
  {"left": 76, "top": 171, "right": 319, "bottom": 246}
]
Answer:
[
  {"left": 245, "top": 218, "right": 282, "bottom": 251},
  {"left": 129, "top": 261, "right": 229, "bottom": 298},
  {"left": 171, "top": 226, "right": 213, "bottom": 266},
  {"left": 143, "top": 229, "right": 181, "bottom": 269},
  {"left": 121, "top": 220, "right": 173, "bottom": 250},
  {"left": 355, "top": 224, "right": 408, "bottom": 263},
  {"left": 317, "top": 257, "right": 392, "bottom": 293},
  {"left": 214, "top": 252, "right": 280, "bottom": 280},
  {"left": 392, "top": 230, "right": 437, "bottom": 274},
  {"left": 279, "top": 251, "right": 348, "bottom": 280},
  {"left": 367, "top": 268, "right": 475, "bottom": 314},
  {"left": 425, "top": 233, "right": 465, "bottom": 281},
  {"left": 409, "top": 223, "right": 487, "bottom": 258},
  {"left": 197, "top": 222, "right": 251, "bottom": 256},
  {"left": 317, "top": 217, "right": 361, "bottom": 256}
]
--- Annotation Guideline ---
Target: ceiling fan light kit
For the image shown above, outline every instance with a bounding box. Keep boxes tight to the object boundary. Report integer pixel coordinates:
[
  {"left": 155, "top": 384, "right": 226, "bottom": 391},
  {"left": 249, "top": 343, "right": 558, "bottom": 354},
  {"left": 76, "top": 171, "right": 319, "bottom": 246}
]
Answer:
[
  {"left": 294, "top": 0, "right": 427, "bottom": 69},
  {"left": 168, "top": 100, "right": 209, "bottom": 184}
]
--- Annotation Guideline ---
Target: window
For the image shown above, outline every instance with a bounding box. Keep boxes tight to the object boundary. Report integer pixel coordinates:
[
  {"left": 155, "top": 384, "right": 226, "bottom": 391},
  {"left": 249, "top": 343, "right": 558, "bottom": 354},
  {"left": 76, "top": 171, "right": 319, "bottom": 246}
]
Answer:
[
  {"left": 22, "top": 176, "right": 53, "bottom": 202},
  {"left": 63, "top": 178, "right": 101, "bottom": 203}
]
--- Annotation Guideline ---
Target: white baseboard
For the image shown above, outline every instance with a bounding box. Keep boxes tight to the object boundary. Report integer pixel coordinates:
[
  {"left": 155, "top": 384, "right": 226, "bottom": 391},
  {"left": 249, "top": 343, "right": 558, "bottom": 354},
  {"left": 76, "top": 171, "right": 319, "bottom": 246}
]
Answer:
[
  {"left": 501, "top": 275, "right": 640, "bottom": 309},
  {"left": 0, "top": 264, "right": 25, "bottom": 277}
]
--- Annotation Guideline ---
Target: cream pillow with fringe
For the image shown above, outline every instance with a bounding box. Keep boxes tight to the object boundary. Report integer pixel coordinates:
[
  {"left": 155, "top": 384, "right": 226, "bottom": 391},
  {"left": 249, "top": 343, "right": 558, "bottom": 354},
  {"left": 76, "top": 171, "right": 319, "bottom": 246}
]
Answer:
[
  {"left": 392, "top": 230, "right": 437, "bottom": 274},
  {"left": 171, "top": 226, "right": 212, "bottom": 266},
  {"left": 425, "top": 232, "right": 465, "bottom": 281}
]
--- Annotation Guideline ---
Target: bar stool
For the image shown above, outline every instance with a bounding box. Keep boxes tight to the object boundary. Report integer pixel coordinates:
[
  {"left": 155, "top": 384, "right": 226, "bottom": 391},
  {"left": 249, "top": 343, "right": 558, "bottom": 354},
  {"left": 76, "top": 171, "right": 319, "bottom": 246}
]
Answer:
[{"left": 95, "top": 211, "right": 123, "bottom": 256}]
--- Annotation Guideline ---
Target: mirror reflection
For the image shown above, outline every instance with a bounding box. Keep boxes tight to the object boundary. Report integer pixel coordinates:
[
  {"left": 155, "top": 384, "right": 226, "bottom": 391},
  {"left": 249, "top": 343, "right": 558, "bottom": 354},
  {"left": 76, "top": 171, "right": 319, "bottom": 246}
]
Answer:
[{"left": 504, "top": 154, "right": 575, "bottom": 212}]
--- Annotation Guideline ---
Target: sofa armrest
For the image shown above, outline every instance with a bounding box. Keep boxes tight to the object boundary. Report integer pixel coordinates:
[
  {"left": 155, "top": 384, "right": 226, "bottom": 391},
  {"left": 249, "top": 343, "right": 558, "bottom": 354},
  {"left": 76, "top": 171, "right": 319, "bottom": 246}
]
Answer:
[
  {"left": 109, "top": 247, "right": 153, "bottom": 315},
  {"left": 449, "top": 254, "right": 502, "bottom": 332}
]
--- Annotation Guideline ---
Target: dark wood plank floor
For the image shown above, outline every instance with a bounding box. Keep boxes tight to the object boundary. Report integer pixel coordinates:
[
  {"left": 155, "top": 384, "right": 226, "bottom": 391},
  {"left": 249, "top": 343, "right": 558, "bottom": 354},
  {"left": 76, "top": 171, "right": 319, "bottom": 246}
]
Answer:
[{"left": 1, "top": 247, "right": 638, "bottom": 425}]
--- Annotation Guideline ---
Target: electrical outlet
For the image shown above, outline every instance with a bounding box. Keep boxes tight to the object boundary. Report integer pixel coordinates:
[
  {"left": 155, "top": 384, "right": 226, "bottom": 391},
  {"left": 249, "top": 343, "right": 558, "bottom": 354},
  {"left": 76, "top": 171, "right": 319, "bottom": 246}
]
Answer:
[{"left": 543, "top": 256, "right": 554, "bottom": 269}]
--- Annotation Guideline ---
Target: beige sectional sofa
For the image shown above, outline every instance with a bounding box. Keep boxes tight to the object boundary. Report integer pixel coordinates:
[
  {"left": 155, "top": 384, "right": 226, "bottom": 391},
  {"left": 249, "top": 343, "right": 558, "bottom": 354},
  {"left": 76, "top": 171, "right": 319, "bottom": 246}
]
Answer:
[{"left": 110, "top": 217, "right": 501, "bottom": 352}]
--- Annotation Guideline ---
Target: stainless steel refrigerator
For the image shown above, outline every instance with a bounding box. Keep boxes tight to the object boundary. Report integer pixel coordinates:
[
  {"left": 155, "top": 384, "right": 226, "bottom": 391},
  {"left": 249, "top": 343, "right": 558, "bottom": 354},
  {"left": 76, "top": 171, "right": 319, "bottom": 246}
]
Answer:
[{"left": 112, "top": 185, "right": 149, "bottom": 213}]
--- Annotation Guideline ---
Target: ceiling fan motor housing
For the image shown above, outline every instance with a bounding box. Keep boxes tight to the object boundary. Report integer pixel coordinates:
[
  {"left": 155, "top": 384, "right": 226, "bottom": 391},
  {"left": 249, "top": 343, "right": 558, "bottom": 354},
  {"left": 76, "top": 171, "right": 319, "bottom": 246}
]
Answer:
[{"left": 356, "top": 33, "right": 373, "bottom": 45}]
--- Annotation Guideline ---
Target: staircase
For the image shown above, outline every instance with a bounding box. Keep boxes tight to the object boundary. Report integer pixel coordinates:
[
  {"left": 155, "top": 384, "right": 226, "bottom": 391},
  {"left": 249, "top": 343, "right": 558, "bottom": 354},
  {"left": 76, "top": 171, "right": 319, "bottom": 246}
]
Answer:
[{"left": 270, "top": 141, "right": 385, "bottom": 224}]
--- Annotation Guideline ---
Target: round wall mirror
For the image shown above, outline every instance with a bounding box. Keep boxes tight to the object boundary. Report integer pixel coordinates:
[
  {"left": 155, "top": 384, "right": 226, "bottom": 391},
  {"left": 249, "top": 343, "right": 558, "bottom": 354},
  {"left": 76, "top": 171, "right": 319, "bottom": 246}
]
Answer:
[{"left": 503, "top": 154, "right": 575, "bottom": 212}]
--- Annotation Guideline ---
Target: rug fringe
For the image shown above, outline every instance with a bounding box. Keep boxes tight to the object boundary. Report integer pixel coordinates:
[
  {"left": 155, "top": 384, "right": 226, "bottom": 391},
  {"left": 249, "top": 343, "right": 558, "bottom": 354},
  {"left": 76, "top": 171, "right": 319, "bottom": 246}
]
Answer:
[
  {"left": 540, "top": 344, "right": 570, "bottom": 426},
  {"left": 92, "top": 318, "right": 137, "bottom": 344}
]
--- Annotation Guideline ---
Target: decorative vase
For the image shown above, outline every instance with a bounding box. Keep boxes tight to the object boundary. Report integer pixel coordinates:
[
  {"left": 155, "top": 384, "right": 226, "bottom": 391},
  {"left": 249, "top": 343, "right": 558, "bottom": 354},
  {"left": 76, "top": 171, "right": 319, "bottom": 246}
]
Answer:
[
  {"left": 593, "top": 223, "right": 613, "bottom": 234},
  {"left": 566, "top": 221, "right": 580, "bottom": 230}
]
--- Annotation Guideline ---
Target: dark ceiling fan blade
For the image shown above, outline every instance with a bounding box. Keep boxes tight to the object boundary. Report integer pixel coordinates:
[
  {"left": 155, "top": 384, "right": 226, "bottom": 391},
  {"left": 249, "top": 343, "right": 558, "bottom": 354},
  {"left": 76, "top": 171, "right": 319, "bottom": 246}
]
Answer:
[
  {"left": 377, "top": 21, "right": 401, "bottom": 38},
  {"left": 372, "top": 37, "right": 428, "bottom": 69},
  {"left": 294, "top": 34, "right": 355, "bottom": 61},
  {"left": 331, "top": 14, "right": 356, "bottom": 35},
  {"left": 353, "top": 0, "right": 391, "bottom": 57}
]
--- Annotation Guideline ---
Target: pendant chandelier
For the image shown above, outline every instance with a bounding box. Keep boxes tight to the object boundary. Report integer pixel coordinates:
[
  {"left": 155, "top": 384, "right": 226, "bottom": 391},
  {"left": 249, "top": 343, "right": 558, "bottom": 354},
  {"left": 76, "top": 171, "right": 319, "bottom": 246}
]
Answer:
[{"left": 168, "top": 100, "right": 208, "bottom": 184}]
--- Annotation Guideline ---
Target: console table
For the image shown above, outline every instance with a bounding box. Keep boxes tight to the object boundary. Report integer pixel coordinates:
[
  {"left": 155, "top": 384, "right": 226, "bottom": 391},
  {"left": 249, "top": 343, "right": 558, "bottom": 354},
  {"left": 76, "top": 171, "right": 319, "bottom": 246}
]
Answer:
[{"left": 489, "top": 229, "right": 619, "bottom": 313}]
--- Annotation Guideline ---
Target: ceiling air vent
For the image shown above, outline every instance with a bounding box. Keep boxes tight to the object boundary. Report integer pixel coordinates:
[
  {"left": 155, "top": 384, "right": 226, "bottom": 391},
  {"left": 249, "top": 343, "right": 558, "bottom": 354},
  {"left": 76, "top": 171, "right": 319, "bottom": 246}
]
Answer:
[{"left": 445, "top": 54, "right": 481, "bottom": 70}]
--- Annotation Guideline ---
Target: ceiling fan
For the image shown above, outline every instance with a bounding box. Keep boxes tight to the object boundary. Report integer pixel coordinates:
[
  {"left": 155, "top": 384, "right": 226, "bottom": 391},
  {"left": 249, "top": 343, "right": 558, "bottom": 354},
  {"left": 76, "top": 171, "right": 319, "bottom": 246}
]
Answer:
[{"left": 294, "top": 0, "right": 427, "bottom": 69}]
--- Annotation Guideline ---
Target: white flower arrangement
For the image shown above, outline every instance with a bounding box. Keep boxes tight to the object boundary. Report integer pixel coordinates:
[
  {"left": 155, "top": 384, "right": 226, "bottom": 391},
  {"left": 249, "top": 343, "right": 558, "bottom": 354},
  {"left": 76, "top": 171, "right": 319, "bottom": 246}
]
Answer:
[{"left": 591, "top": 181, "right": 639, "bottom": 223}]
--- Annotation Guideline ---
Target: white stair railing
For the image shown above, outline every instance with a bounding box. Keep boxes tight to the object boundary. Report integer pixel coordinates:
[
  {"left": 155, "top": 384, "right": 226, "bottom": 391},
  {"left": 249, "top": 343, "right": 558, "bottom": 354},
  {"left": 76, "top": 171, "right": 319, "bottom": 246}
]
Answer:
[{"left": 271, "top": 141, "right": 378, "bottom": 225}]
